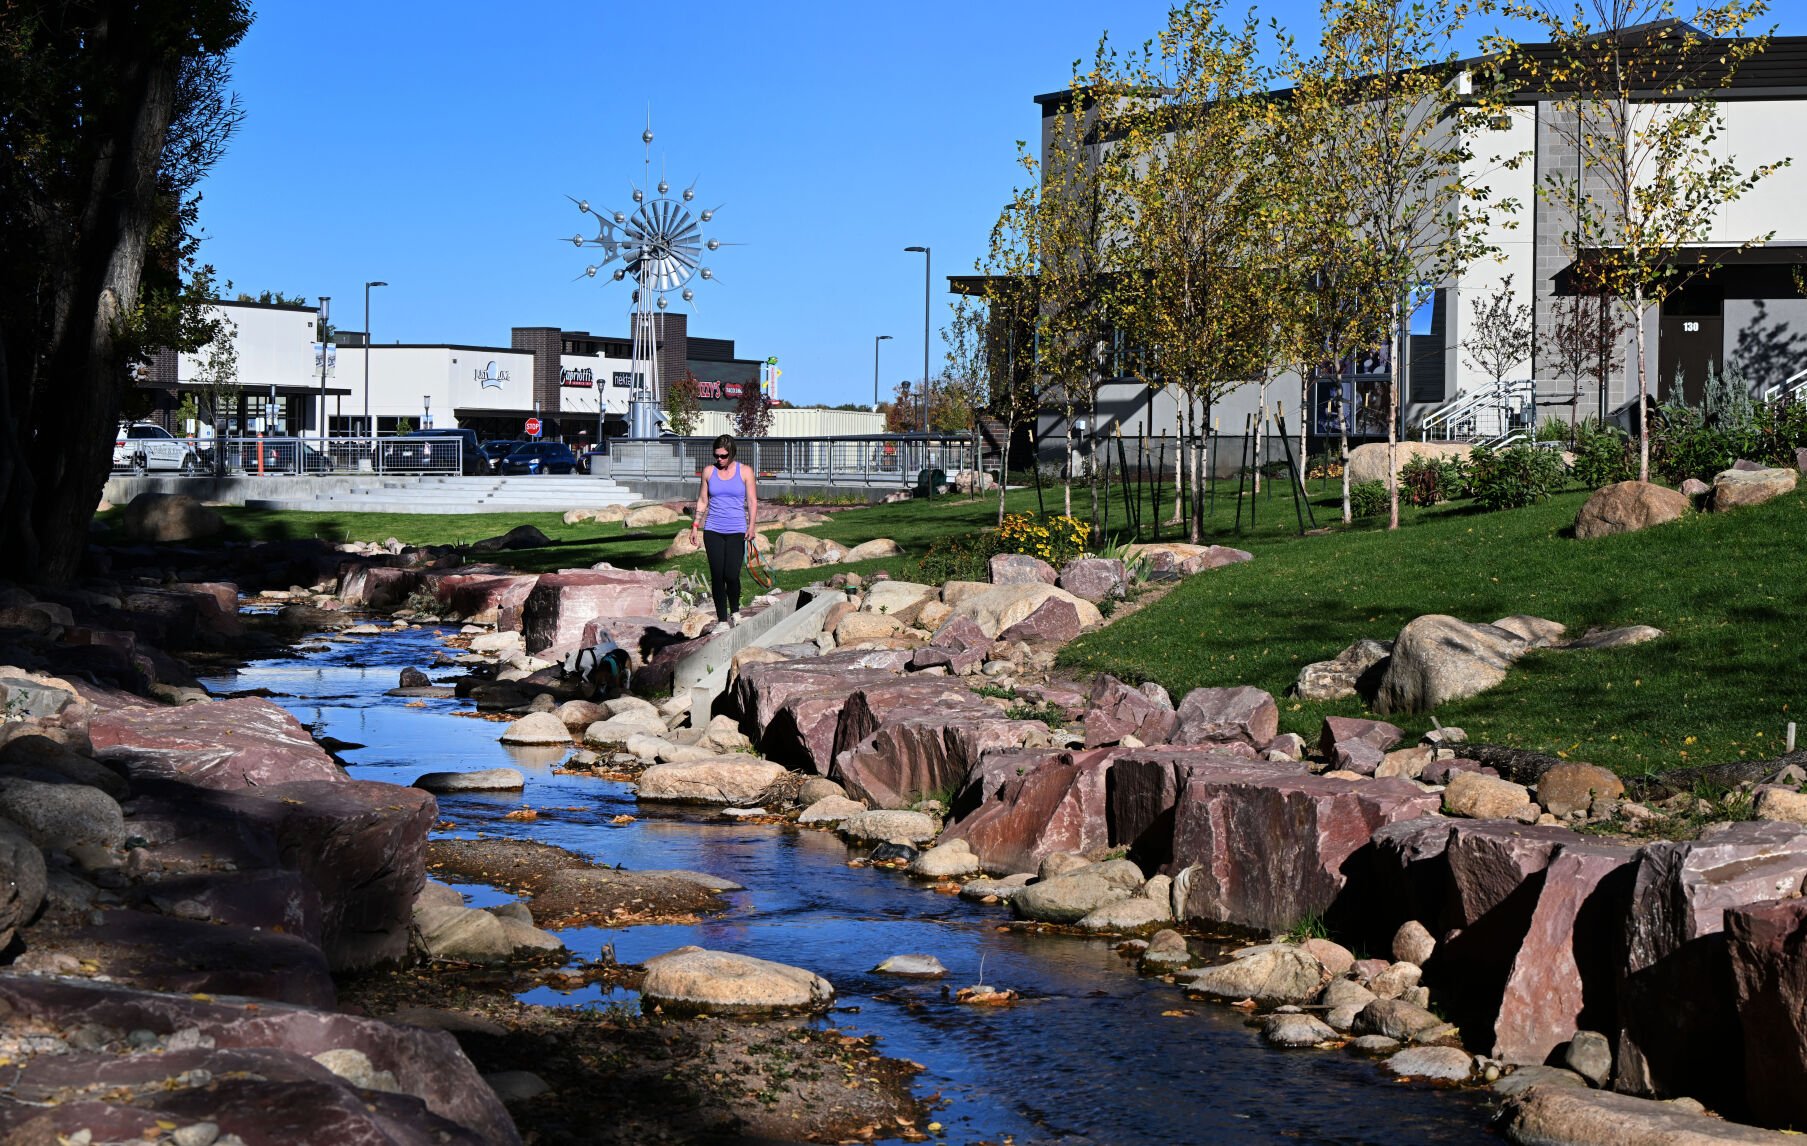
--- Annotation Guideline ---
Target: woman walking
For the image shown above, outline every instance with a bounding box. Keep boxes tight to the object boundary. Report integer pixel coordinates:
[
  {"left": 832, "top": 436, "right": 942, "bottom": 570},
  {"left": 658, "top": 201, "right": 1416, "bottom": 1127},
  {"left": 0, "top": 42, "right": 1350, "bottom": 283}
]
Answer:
[{"left": 691, "top": 434, "right": 758, "bottom": 629}]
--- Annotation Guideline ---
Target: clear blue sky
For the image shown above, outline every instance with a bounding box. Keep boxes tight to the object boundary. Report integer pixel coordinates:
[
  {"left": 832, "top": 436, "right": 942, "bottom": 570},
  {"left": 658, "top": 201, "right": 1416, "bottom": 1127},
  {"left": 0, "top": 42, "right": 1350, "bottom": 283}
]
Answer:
[{"left": 195, "top": 1, "right": 1802, "bottom": 407}]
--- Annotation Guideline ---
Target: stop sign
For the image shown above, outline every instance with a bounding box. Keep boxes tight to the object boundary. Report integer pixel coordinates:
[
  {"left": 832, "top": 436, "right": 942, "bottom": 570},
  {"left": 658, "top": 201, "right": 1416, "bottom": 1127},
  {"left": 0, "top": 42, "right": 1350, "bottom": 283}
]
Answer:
[{"left": 524, "top": 417, "right": 542, "bottom": 438}]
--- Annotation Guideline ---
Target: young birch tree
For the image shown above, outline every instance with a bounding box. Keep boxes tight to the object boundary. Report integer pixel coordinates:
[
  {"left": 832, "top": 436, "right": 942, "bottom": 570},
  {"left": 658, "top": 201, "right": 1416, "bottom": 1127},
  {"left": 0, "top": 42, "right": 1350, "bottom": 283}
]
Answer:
[
  {"left": 1490, "top": 1, "right": 1786, "bottom": 481},
  {"left": 1114, "top": 0, "right": 1274, "bottom": 543},
  {"left": 1461, "top": 273, "right": 1536, "bottom": 387},
  {"left": 1316, "top": 0, "right": 1504, "bottom": 529},
  {"left": 974, "top": 174, "right": 1044, "bottom": 525}
]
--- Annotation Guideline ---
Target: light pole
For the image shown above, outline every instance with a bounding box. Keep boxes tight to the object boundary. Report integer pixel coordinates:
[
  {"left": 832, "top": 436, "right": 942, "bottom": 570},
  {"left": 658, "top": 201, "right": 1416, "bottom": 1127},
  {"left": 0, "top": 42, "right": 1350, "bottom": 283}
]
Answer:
[
  {"left": 872, "top": 334, "right": 892, "bottom": 411},
  {"left": 363, "top": 281, "right": 387, "bottom": 437},
  {"left": 316, "top": 296, "right": 332, "bottom": 438},
  {"left": 422, "top": 395, "right": 431, "bottom": 430},
  {"left": 903, "top": 247, "right": 931, "bottom": 435}
]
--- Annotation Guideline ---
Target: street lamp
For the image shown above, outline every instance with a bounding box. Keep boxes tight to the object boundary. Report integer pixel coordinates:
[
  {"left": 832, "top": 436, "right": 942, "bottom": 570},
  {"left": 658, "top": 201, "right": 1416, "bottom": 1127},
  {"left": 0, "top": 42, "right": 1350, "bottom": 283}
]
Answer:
[
  {"left": 903, "top": 247, "right": 930, "bottom": 435},
  {"left": 422, "top": 395, "right": 431, "bottom": 430},
  {"left": 316, "top": 296, "right": 332, "bottom": 438},
  {"left": 872, "top": 335, "right": 892, "bottom": 411},
  {"left": 363, "top": 281, "right": 387, "bottom": 437}
]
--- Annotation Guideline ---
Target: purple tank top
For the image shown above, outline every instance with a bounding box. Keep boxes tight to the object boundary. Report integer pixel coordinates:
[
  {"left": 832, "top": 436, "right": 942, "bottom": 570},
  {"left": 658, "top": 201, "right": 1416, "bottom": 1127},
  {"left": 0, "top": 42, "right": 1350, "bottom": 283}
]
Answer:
[{"left": 704, "top": 464, "right": 747, "bottom": 532}]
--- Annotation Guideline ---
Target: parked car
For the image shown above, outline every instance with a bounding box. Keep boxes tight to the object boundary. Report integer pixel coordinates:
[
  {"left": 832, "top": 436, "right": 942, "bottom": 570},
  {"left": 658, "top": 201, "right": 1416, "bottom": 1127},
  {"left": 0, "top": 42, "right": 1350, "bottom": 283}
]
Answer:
[
  {"left": 113, "top": 421, "right": 201, "bottom": 474},
  {"left": 480, "top": 439, "right": 524, "bottom": 473},
  {"left": 377, "top": 428, "right": 486, "bottom": 475},
  {"left": 575, "top": 447, "right": 608, "bottom": 475},
  {"left": 499, "top": 441, "right": 578, "bottom": 475}
]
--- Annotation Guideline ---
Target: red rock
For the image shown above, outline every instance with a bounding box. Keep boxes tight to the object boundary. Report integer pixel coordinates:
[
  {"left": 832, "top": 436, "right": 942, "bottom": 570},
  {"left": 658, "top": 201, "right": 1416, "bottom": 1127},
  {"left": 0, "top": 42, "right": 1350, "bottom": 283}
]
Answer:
[
  {"left": 1106, "top": 747, "right": 1287, "bottom": 869},
  {"left": 1057, "top": 557, "right": 1127, "bottom": 602},
  {"left": 1368, "top": 816, "right": 1457, "bottom": 942},
  {"left": 931, "top": 615, "right": 994, "bottom": 656},
  {"left": 169, "top": 581, "right": 243, "bottom": 642},
  {"left": 764, "top": 687, "right": 881, "bottom": 775},
  {"left": 1492, "top": 840, "right": 1638, "bottom": 1065},
  {"left": 58, "top": 911, "right": 336, "bottom": 1008},
  {"left": 731, "top": 653, "right": 908, "bottom": 733},
  {"left": 1421, "top": 757, "right": 1497, "bottom": 785},
  {"left": 90, "top": 697, "right": 343, "bottom": 789},
  {"left": 338, "top": 564, "right": 421, "bottom": 610},
  {"left": 1173, "top": 685, "right": 1278, "bottom": 749},
  {"left": 1617, "top": 821, "right": 1807, "bottom": 1113},
  {"left": 577, "top": 615, "right": 685, "bottom": 668},
  {"left": 142, "top": 868, "right": 324, "bottom": 945},
  {"left": 0, "top": 976, "right": 518, "bottom": 1144},
  {"left": 996, "top": 596, "right": 1084, "bottom": 644},
  {"left": 118, "top": 589, "right": 202, "bottom": 649},
  {"left": 989, "top": 552, "right": 1058, "bottom": 586},
  {"left": 1446, "top": 820, "right": 1578, "bottom": 928},
  {"left": 942, "top": 749, "right": 1117, "bottom": 874},
  {"left": 426, "top": 571, "right": 540, "bottom": 628},
  {"left": 1727, "top": 897, "right": 1807, "bottom": 1127},
  {"left": 1172, "top": 765, "right": 1441, "bottom": 932},
  {"left": 1014, "top": 682, "right": 1089, "bottom": 721},
  {"left": 1083, "top": 674, "right": 1179, "bottom": 748},
  {"left": 1319, "top": 715, "right": 1404, "bottom": 761},
  {"left": 521, "top": 570, "right": 677, "bottom": 654},
  {"left": 831, "top": 679, "right": 993, "bottom": 761},
  {"left": 833, "top": 711, "right": 1046, "bottom": 810}
]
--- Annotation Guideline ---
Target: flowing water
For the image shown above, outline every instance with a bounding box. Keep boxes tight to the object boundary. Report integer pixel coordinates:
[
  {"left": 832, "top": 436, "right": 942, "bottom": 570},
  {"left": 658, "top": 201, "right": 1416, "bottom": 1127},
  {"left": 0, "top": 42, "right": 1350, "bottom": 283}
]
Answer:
[{"left": 203, "top": 628, "right": 1494, "bottom": 1145}]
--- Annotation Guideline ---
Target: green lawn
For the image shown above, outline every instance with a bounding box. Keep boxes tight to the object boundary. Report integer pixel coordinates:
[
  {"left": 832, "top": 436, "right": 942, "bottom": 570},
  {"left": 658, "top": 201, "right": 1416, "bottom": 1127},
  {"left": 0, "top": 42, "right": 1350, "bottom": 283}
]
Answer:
[{"left": 152, "top": 476, "right": 1807, "bottom": 778}]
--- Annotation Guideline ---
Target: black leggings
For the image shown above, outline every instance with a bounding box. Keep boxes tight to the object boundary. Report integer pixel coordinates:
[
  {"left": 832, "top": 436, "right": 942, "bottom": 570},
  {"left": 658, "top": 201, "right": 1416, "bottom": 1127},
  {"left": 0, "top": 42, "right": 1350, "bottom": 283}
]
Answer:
[{"left": 702, "top": 529, "right": 744, "bottom": 621}]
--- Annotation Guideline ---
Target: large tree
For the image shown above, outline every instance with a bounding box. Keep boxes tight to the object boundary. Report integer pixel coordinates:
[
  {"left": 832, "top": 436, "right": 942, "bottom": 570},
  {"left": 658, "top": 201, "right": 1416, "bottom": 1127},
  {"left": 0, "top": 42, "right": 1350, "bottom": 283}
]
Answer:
[
  {"left": 1489, "top": 1, "right": 1785, "bottom": 480},
  {"left": 0, "top": 1, "right": 250, "bottom": 583}
]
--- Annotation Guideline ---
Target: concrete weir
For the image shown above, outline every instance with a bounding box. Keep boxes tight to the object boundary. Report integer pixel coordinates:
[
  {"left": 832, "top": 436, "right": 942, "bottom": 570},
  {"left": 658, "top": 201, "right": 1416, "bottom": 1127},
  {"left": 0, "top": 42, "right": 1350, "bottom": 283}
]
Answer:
[{"left": 677, "top": 584, "right": 844, "bottom": 720}]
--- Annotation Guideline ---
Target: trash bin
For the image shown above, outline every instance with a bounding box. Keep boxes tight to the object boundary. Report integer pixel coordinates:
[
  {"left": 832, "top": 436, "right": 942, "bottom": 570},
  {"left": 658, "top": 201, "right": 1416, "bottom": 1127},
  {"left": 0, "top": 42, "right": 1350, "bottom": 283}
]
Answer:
[{"left": 914, "top": 467, "right": 946, "bottom": 498}]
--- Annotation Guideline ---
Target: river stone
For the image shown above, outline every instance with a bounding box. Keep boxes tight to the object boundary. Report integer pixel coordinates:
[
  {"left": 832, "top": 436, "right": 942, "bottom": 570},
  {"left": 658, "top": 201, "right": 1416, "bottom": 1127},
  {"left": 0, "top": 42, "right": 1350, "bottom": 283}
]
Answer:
[
  {"left": 1386, "top": 1046, "right": 1473, "bottom": 1081},
  {"left": 636, "top": 758, "right": 787, "bottom": 804},
  {"left": 1180, "top": 945, "right": 1324, "bottom": 1004},
  {"left": 414, "top": 902, "right": 561, "bottom": 963},
  {"left": 413, "top": 768, "right": 525, "bottom": 793},
  {"left": 583, "top": 710, "right": 668, "bottom": 747},
  {"left": 1076, "top": 895, "right": 1172, "bottom": 933},
  {"left": 1497, "top": 1085, "right": 1795, "bottom": 1145},
  {"left": 486, "top": 1070, "right": 551, "bottom": 1103},
  {"left": 1141, "top": 928, "right": 1192, "bottom": 970},
  {"left": 1537, "top": 763, "right": 1624, "bottom": 818},
  {"left": 0, "top": 776, "right": 125, "bottom": 848},
  {"left": 1393, "top": 920, "right": 1436, "bottom": 966},
  {"left": 1369, "top": 961, "right": 1423, "bottom": 1000},
  {"left": 499, "top": 712, "right": 570, "bottom": 746},
  {"left": 1353, "top": 998, "right": 1445, "bottom": 1041},
  {"left": 1712, "top": 465, "right": 1798, "bottom": 510},
  {"left": 1375, "top": 615, "right": 1529, "bottom": 715},
  {"left": 1264, "top": 1012, "right": 1338, "bottom": 1047},
  {"left": 1300, "top": 938, "right": 1356, "bottom": 978},
  {"left": 960, "top": 874, "right": 1035, "bottom": 902},
  {"left": 1039, "top": 851, "right": 1092, "bottom": 880},
  {"left": 1573, "top": 481, "right": 1690, "bottom": 540},
  {"left": 798, "top": 795, "right": 866, "bottom": 825},
  {"left": 873, "top": 954, "right": 948, "bottom": 978},
  {"left": 1565, "top": 1030, "right": 1614, "bottom": 1088},
  {"left": 798, "top": 776, "right": 847, "bottom": 804},
  {"left": 1492, "top": 1064, "right": 1590, "bottom": 1097},
  {"left": 0, "top": 817, "right": 47, "bottom": 948},
  {"left": 1444, "top": 770, "right": 1533, "bottom": 819},
  {"left": 1011, "top": 872, "right": 1130, "bottom": 924},
  {"left": 910, "top": 841, "right": 979, "bottom": 879},
  {"left": 640, "top": 946, "right": 834, "bottom": 1015},
  {"left": 1349, "top": 1035, "right": 1402, "bottom": 1056},
  {"left": 839, "top": 809, "right": 937, "bottom": 843},
  {"left": 1322, "top": 977, "right": 1378, "bottom": 1011}
]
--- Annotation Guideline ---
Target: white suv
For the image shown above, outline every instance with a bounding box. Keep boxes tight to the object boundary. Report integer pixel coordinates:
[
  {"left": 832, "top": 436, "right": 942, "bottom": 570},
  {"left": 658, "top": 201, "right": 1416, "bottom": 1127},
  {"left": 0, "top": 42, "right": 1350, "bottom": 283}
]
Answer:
[{"left": 113, "top": 422, "right": 201, "bottom": 474}]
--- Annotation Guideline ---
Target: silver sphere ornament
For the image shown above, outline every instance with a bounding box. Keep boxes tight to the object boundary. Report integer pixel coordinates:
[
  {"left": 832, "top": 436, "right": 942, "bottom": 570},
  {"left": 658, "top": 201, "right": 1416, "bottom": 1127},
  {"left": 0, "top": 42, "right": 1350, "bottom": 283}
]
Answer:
[
  {"left": 656, "top": 295, "right": 669, "bottom": 310},
  {"left": 700, "top": 267, "right": 713, "bottom": 280},
  {"left": 700, "top": 209, "right": 714, "bottom": 222},
  {"left": 577, "top": 199, "right": 590, "bottom": 213},
  {"left": 657, "top": 179, "right": 669, "bottom": 194},
  {"left": 585, "top": 265, "right": 598, "bottom": 277},
  {"left": 612, "top": 211, "right": 626, "bottom": 224},
  {"left": 683, "top": 187, "right": 695, "bottom": 201},
  {"left": 682, "top": 288, "right": 694, "bottom": 302},
  {"left": 706, "top": 238, "right": 720, "bottom": 251},
  {"left": 572, "top": 234, "right": 585, "bottom": 247},
  {"left": 642, "top": 128, "right": 654, "bottom": 144},
  {"left": 632, "top": 188, "right": 644, "bottom": 203},
  {"left": 612, "top": 268, "right": 626, "bottom": 280}
]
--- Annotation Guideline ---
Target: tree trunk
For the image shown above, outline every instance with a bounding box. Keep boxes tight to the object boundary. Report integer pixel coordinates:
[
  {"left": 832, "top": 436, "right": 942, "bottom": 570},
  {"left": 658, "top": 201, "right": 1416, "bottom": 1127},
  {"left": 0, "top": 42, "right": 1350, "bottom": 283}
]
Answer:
[
  {"left": 997, "top": 419, "right": 1011, "bottom": 526},
  {"left": 1340, "top": 421, "right": 1351, "bottom": 526},
  {"left": 1634, "top": 285, "right": 1649, "bottom": 482},
  {"left": 1387, "top": 295, "right": 1404, "bottom": 531},
  {"left": 1253, "top": 381, "right": 1266, "bottom": 495}
]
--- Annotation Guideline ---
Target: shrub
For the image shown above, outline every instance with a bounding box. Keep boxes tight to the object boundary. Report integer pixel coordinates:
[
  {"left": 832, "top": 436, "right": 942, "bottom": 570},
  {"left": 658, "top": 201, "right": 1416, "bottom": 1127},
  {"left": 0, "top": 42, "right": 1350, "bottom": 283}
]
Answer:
[
  {"left": 997, "top": 512, "right": 1088, "bottom": 567},
  {"left": 1348, "top": 480, "right": 1388, "bottom": 518},
  {"left": 1399, "top": 453, "right": 1470, "bottom": 507},
  {"left": 918, "top": 530, "right": 1000, "bottom": 584},
  {"left": 1468, "top": 444, "right": 1568, "bottom": 510},
  {"left": 1570, "top": 422, "right": 1637, "bottom": 489}
]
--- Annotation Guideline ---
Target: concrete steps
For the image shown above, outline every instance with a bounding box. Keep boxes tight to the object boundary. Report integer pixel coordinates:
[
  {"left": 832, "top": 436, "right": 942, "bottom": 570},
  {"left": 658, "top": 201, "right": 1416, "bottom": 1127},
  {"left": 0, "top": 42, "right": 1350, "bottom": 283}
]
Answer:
[{"left": 245, "top": 474, "right": 643, "bottom": 515}]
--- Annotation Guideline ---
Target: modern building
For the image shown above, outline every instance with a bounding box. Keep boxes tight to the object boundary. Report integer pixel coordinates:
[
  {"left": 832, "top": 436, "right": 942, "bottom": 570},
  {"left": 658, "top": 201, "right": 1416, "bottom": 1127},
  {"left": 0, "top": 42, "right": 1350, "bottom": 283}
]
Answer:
[
  {"left": 136, "top": 303, "right": 772, "bottom": 443},
  {"left": 1001, "top": 21, "right": 1807, "bottom": 468}
]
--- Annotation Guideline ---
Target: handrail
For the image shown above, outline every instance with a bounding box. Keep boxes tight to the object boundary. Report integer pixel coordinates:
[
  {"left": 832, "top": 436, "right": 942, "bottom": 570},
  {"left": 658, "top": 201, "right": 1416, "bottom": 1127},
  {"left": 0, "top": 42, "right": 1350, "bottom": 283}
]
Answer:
[{"left": 1762, "top": 366, "right": 1807, "bottom": 405}]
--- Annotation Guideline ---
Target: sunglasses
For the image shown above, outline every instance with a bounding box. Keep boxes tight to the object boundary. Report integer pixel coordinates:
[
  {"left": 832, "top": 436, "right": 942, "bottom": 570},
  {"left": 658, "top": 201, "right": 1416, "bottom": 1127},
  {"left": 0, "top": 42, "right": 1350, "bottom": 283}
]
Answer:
[{"left": 713, "top": 452, "right": 730, "bottom": 459}]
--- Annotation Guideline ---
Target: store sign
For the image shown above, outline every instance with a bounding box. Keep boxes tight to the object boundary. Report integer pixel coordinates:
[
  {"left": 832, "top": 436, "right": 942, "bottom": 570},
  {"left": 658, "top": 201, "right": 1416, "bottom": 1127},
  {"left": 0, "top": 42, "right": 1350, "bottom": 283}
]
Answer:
[
  {"left": 612, "top": 371, "right": 640, "bottom": 389},
  {"left": 560, "top": 367, "right": 594, "bottom": 388},
  {"left": 475, "top": 361, "right": 510, "bottom": 389}
]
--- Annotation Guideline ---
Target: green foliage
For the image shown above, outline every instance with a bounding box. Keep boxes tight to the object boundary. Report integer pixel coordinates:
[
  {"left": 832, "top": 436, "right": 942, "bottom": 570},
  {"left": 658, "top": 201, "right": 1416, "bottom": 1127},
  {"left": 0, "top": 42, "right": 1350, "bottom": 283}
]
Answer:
[
  {"left": 1283, "top": 913, "right": 1331, "bottom": 943},
  {"left": 971, "top": 683, "right": 1018, "bottom": 700},
  {"left": 1570, "top": 421, "right": 1637, "bottom": 489},
  {"left": 917, "top": 529, "right": 1001, "bottom": 585},
  {"left": 662, "top": 372, "right": 702, "bottom": 437},
  {"left": 997, "top": 512, "right": 1088, "bottom": 567},
  {"left": 1651, "top": 377, "right": 1807, "bottom": 484},
  {"left": 1348, "top": 480, "right": 1388, "bottom": 518},
  {"left": 1467, "top": 444, "right": 1567, "bottom": 510},
  {"left": 1399, "top": 453, "right": 1470, "bottom": 507},
  {"left": 1004, "top": 702, "right": 1067, "bottom": 729},
  {"left": 394, "top": 417, "right": 414, "bottom": 434}
]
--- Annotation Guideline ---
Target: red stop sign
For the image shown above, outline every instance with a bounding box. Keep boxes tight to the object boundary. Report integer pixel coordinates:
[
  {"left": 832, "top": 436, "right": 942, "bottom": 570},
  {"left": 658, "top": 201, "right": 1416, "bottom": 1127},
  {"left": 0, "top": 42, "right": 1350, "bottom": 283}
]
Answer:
[{"left": 524, "top": 417, "right": 542, "bottom": 438}]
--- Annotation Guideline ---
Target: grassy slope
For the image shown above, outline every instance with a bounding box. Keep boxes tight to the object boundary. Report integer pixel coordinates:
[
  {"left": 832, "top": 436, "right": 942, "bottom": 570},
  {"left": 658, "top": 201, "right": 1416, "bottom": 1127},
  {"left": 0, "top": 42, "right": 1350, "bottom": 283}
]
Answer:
[{"left": 170, "top": 477, "right": 1807, "bottom": 777}]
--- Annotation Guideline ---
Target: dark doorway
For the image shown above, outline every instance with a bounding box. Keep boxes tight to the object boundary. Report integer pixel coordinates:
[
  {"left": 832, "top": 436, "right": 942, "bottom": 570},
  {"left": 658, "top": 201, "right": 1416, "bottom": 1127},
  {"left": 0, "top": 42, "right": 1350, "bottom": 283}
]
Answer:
[{"left": 1658, "top": 314, "right": 1723, "bottom": 406}]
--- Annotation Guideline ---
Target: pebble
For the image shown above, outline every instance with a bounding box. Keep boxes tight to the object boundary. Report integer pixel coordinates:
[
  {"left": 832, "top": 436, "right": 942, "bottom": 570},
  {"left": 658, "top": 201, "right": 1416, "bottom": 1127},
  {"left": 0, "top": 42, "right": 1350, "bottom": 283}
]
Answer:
[{"left": 171, "top": 1124, "right": 221, "bottom": 1146}]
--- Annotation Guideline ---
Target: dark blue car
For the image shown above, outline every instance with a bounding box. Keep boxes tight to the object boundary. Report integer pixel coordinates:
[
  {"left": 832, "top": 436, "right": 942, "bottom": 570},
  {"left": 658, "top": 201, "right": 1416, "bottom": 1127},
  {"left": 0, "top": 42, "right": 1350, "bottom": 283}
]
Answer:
[{"left": 500, "top": 441, "right": 577, "bottom": 475}]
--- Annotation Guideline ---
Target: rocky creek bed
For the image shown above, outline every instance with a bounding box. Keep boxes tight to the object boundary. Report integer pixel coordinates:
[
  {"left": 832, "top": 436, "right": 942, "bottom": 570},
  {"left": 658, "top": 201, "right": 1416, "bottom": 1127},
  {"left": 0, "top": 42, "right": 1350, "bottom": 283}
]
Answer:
[{"left": 205, "top": 625, "right": 1495, "bottom": 1144}]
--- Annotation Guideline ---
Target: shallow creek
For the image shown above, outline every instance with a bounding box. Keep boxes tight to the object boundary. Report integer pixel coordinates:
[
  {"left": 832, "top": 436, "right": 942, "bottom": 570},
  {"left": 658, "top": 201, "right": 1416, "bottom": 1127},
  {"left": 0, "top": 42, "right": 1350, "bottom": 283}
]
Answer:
[{"left": 203, "top": 627, "right": 1492, "bottom": 1144}]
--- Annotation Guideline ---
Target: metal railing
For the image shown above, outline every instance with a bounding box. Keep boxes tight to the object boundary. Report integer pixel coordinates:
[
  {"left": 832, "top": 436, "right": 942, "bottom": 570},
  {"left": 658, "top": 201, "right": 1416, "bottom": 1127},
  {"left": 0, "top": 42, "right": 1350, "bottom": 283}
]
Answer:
[
  {"left": 1763, "top": 367, "right": 1807, "bottom": 405},
  {"left": 1421, "top": 379, "right": 1539, "bottom": 443},
  {"left": 589, "top": 434, "right": 991, "bottom": 487},
  {"left": 185, "top": 435, "right": 468, "bottom": 477}
]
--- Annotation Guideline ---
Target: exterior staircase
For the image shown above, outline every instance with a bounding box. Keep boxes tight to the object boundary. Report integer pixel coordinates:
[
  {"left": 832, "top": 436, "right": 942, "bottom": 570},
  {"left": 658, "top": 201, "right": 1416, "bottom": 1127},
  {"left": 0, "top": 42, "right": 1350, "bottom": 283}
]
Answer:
[{"left": 244, "top": 474, "right": 642, "bottom": 515}]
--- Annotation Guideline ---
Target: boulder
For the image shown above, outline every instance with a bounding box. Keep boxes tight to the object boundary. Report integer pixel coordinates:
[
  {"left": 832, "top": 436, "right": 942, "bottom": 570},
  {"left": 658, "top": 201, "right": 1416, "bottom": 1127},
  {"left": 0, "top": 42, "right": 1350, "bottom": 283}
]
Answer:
[
  {"left": 1559, "top": 625, "right": 1666, "bottom": 651},
  {"left": 1172, "top": 686, "right": 1278, "bottom": 750},
  {"left": 0, "top": 816, "right": 47, "bottom": 948},
  {"left": 499, "top": 711, "right": 571, "bottom": 746},
  {"left": 1497, "top": 1085, "right": 1796, "bottom": 1146},
  {"left": 873, "top": 954, "right": 948, "bottom": 977},
  {"left": 1537, "top": 762, "right": 1624, "bottom": 818},
  {"left": 771, "top": 549, "right": 813, "bottom": 571},
  {"left": 121, "top": 492, "right": 223, "bottom": 543},
  {"left": 1294, "top": 639, "right": 1393, "bottom": 702},
  {"left": 1346, "top": 440, "right": 1472, "bottom": 485},
  {"left": 838, "top": 808, "right": 937, "bottom": 843},
  {"left": 1444, "top": 771, "right": 1534, "bottom": 820},
  {"left": 583, "top": 710, "right": 669, "bottom": 747},
  {"left": 1302, "top": 937, "right": 1356, "bottom": 978},
  {"left": 939, "top": 580, "right": 993, "bottom": 607},
  {"left": 661, "top": 529, "right": 702, "bottom": 559},
  {"left": 947, "top": 583, "right": 1103, "bottom": 640},
  {"left": 910, "top": 841, "right": 980, "bottom": 879},
  {"left": 1493, "top": 615, "right": 1568, "bottom": 648},
  {"left": 1375, "top": 615, "right": 1529, "bottom": 714},
  {"left": 640, "top": 947, "right": 834, "bottom": 1016},
  {"left": 1180, "top": 944, "right": 1324, "bottom": 1004},
  {"left": 1076, "top": 895, "right": 1172, "bottom": 933},
  {"left": 636, "top": 757, "right": 788, "bottom": 804},
  {"left": 1726, "top": 897, "right": 1807, "bottom": 1126},
  {"left": 1262, "top": 1010, "right": 1338, "bottom": 1048},
  {"left": 798, "top": 795, "right": 866, "bottom": 825},
  {"left": 997, "top": 596, "right": 1088, "bottom": 644},
  {"left": 835, "top": 710, "right": 1044, "bottom": 810},
  {"left": 1058, "top": 557, "right": 1128, "bottom": 602},
  {"left": 413, "top": 768, "right": 525, "bottom": 793},
  {"left": 1386, "top": 1046, "right": 1473, "bottom": 1081},
  {"left": 1566, "top": 1030, "right": 1615, "bottom": 1089},
  {"left": 520, "top": 569, "right": 676, "bottom": 654},
  {"left": 624, "top": 504, "right": 685, "bottom": 528},
  {"left": 90, "top": 697, "right": 342, "bottom": 790},
  {"left": 1353, "top": 997, "right": 1446, "bottom": 1042},
  {"left": 1012, "top": 871, "right": 1132, "bottom": 924},
  {"left": 844, "top": 538, "right": 903, "bottom": 561},
  {"left": 941, "top": 748, "right": 1115, "bottom": 876},
  {"left": 1120, "top": 542, "right": 1253, "bottom": 578},
  {"left": 1618, "top": 821, "right": 1807, "bottom": 1113},
  {"left": 989, "top": 553, "right": 1058, "bottom": 586},
  {"left": 1083, "top": 674, "right": 1178, "bottom": 748},
  {"left": 836, "top": 611, "right": 903, "bottom": 645},
  {"left": 1573, "top": 481, "right": 1691, "bottom": 540},
  {"left": 1712, "top": 466, "right": 1798, "bottom": 511},
  {"left": 1393, "top": 920, "right": 1436, "bottom": 966},
  {"left": 554, "top": 699, "right": 607, "bottom": 730},
  {"left": 1319, "top": 716, "right": 1404, "bottom": 768},
  {"left": 413, "top": 902, "right": 562, "bottom": 963},
  {"left": 431, "top": 572, "right": 541, "bottom": 628},
  {"left": 0, "top": 775, "right": 125, "bottom": 848},
  {"left": 860, "top": 580, "right": 939, "bottom": 624}
]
